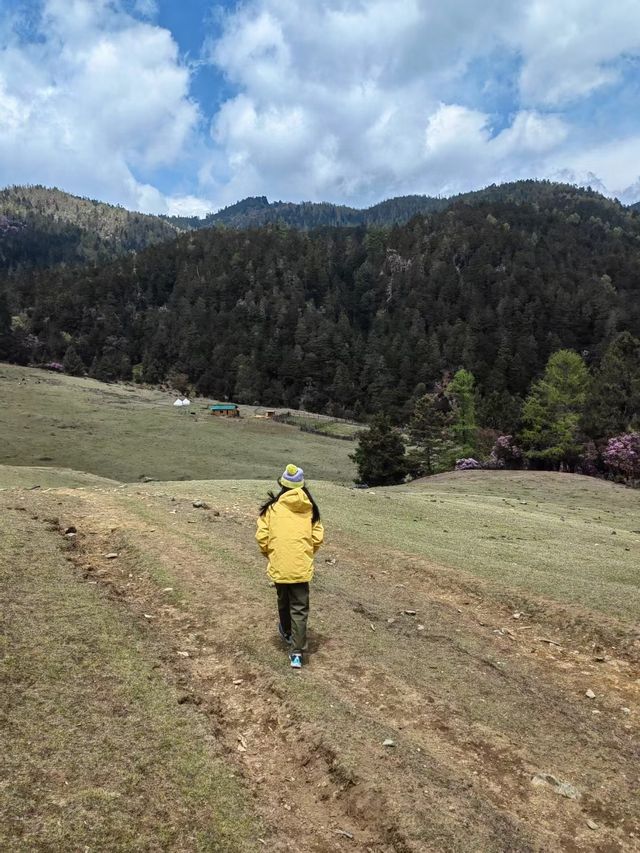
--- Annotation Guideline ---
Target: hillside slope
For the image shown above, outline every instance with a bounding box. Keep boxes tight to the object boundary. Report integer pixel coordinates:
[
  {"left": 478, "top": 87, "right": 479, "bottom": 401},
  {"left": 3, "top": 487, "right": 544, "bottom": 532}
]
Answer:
[
  {"left": 0, "top": 365, "right": 356, "bottom": 483},
  {"left": 165, "top": 180, "right": 640, "bottom": 231},
  {"left": 3, "top": 182, "right": 639, "bottom": 419},
  {"left": 0, "top": 185, "right": 180, "bottom": 272},
  {"left": 2, "top": 466, "right": 638, "bottom": 851},
  {"left": 164, "top": 193, "right": 448, "bottom": 230}
]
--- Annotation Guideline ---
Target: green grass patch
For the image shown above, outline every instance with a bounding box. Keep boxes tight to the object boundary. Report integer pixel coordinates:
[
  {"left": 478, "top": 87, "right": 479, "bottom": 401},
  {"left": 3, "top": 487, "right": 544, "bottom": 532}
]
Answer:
[
  {"left": 0, "top": 464, "right": 120, "bottom": 490},
  {"left": 278, "top": 414, "right": 362, "bottom": 440},
  {"left": 0, "top": 364, "right": 356, "bottom": 484},
  {"left": 135, "top": 472, "right": 640, "bottom": 624}
]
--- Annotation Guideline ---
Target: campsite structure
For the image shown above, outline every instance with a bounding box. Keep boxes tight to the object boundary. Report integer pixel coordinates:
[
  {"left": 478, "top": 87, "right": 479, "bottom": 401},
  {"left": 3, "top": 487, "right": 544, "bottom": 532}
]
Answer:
[{"left": 210, "top": 403, "right": 240, "bottom": 418}]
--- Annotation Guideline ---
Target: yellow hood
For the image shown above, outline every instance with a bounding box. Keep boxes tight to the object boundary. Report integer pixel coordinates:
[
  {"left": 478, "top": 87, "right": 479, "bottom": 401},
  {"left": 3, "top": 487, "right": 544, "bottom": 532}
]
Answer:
[
  {"left": 255, "top": 489, "right": 324, "bottom": 584},
  {"left": 279, "top": 488, "right": 312, "bottom": 512}
]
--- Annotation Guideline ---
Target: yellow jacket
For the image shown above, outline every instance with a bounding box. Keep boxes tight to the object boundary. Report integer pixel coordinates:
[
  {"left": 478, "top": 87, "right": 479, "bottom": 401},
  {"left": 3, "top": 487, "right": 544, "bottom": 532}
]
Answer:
[{"left": 256, "top": 489, "right": 324, "bottom": 583}]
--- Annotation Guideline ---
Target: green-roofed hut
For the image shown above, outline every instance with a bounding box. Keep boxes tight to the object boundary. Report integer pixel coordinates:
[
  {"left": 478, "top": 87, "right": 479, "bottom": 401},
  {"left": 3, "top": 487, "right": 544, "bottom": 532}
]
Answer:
[{"left": 210, "top": 403, "right": 240, "bottom": 418}]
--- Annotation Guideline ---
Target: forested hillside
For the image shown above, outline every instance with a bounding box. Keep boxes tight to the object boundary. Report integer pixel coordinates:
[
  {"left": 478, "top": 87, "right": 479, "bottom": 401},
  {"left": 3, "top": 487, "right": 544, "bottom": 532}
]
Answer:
[
  {"left": 164, "top": 193, "right": 448, "bottom": 230},
  {"left": 0, "top": 186, "right": 180, "bottom": 272},
  {"left": 2, "top": 182, "right": 639, "bottom": 433},
  {"left": 164, "top": 180, "right": 623, "bottom": 231}
]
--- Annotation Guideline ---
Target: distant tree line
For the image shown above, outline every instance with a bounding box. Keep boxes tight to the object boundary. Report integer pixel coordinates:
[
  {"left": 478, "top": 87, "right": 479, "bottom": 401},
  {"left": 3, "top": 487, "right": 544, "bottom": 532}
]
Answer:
[{"left": 352, "top": 338, "right": 640, "bottom": 486}]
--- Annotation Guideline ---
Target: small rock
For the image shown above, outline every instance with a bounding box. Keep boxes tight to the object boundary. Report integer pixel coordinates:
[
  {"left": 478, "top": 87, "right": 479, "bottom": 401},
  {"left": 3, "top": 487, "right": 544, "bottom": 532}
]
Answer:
[
  {"left": 417, "top": 624, "right": 425, "bottom": 631},
  {"left": 162, "top": 587, "right": 174, "bottom": 593},
  {"left": 621, "top": 707, "right": 631, "bottom": 715},
  {"left": 531, "top": 772, "right": 580, "bottom": 800},
  {"left": 382, "top": 738, "right": 396, "bottom": 747},
  {"left": 512, "top": 612, "right": 523, "bottom": 619},
  {"left": 403, "top": 610, "right": 417, "bottom": 616},
  {"left": 585, "top": 689, "right": 596, "bottom": 699},
  {"left": 177, "top": 651, "right": 190, "bottom": 657},
  {"left": 586, "top": 819, "right": 598, "bottom": 830},
  {"left": 64, "top": 526, "right": 77, "bottom": 535},
  {"left": 105, "top": 552, "right": 119, "bottom": 559},
  {"left": 192, "top": 500, "right": 210, "bottom": 509},
  {"left": 387, "top": 617, "right": 396, "bottom": 625},
  {"left": 65, "top": 532, "right": 76, "bottom": 539},
  {"left": 325, "top": 557, "right": 337, "bottom": 564}
]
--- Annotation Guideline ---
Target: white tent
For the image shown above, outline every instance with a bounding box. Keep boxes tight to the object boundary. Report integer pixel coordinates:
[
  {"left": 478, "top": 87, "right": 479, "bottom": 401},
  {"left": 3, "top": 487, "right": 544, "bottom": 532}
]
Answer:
[{"left": 173, "top": 398, "right": 184, "bottom": 407}]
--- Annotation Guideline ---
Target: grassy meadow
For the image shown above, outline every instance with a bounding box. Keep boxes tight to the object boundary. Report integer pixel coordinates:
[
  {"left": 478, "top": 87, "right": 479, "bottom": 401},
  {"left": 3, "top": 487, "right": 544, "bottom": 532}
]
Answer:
[
  {"left": 0, "top": 364, "right": 356, "bottom": 483},
  {"left": 1, "top": 363, "right": 639, "bottom": 851},
  {"left": 121, "top": 471, "right": 640, "bottom": 626}
]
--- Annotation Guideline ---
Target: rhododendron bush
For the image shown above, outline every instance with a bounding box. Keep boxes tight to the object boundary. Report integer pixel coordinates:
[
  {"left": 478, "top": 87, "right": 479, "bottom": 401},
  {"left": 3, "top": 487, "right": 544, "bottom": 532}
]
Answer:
[
  {"left": 489, "top": 435, "right": 523, "bottom": 469},
  {"left": 455, "top": 458, "right": 482, "bottom": 470},
  {"left": 603, "top": 433, "right": 640, "bottom": 481}
]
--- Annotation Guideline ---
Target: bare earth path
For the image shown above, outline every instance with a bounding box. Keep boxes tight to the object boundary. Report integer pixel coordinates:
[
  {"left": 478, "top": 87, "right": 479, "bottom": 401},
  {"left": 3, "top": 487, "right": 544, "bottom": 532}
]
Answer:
[{"left": 5, "top": 483, "right": 639, "bottom": 852}]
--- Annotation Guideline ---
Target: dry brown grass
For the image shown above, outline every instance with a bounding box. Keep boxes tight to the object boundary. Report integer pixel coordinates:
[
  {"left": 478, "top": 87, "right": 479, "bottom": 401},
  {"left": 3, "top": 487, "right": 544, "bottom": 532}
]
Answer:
[{"left": 0, "top": 503, "right": 262, "bottom": 852}]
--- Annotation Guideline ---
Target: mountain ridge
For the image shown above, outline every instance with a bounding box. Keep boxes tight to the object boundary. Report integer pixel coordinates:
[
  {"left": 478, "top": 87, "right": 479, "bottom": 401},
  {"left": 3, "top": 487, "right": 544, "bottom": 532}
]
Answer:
[{"left": 0, "top": 185, "right": 181, "bottom": 272}]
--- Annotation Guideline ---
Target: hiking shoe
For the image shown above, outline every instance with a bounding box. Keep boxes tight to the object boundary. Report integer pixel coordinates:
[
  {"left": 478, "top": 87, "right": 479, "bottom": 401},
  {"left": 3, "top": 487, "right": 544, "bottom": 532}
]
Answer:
[
  {"left": 290, "top": 653, "right": 302, "bottom": 669},
  {"left": 278, "top": 623, "right": 292, "bottom": 644}
]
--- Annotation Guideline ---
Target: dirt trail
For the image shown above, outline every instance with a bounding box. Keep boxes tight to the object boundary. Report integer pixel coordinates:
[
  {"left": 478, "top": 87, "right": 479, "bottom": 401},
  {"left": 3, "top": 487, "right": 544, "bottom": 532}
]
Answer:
[{"left": 20, "top": 487, "right": 640, "bottom": 852}]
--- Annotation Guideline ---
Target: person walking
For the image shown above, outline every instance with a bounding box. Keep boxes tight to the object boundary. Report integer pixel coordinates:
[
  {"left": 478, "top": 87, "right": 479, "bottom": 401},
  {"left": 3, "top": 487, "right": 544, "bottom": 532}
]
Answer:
[{"left": 256, "top": 464, "right": 324, "bottom": 669}]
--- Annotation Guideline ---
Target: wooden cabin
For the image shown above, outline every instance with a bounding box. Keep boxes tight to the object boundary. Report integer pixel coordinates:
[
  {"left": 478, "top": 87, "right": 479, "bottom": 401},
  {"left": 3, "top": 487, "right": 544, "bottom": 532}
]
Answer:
[{"left": 210, "top": 403, "right": 240, "bottom": 418}]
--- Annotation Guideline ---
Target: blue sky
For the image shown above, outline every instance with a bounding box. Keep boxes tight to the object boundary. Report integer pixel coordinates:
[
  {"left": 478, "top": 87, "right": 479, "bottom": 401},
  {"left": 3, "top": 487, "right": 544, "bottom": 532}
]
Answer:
[{"left": 1, "top": 0, "right": 640, "bottom": 214}]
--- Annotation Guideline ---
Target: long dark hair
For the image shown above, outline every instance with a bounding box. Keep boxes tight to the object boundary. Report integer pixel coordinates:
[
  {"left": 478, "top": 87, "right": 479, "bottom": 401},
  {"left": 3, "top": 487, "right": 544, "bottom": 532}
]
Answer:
[{"left": 259, "top": 485, "right": 321, "bottom": 523}]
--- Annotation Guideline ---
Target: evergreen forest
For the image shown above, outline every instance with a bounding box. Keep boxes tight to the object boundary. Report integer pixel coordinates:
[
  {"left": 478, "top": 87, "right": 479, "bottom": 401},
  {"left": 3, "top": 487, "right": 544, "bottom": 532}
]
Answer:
[{"left": 1, "top": 180, "right": 639, "bottom": 478}]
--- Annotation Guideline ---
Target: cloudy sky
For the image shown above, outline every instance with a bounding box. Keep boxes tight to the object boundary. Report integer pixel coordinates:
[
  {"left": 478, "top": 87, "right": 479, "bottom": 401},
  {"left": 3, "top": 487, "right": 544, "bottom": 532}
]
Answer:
[{"left": 1, "top": 0, "right": 640, "bottom": 215}]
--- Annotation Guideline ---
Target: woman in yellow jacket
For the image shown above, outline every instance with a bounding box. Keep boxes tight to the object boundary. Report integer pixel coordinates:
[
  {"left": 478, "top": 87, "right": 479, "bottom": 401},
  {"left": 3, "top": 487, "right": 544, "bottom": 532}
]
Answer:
[{"left": 256, "top": 464, "right": 324, "bottom": 669}]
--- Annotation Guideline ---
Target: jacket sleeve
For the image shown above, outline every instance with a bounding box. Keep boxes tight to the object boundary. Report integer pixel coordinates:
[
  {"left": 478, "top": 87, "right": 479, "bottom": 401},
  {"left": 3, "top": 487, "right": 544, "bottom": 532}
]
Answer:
[
  {"left": 256, "top": 513, "right": 270, "bottom": 556},
  {"left": 312, "top": 520, "right": 324, "bottom": 553}
]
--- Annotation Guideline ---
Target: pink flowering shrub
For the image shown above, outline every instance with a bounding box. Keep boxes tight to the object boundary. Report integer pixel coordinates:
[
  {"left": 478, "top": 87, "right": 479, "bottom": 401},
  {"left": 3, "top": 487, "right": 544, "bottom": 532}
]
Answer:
[
  {"left": 489, "top": 435, "right": 523, "bottom": 469},
  {"left": 603, "top": 433, "right": 640, "bottom": 481},
  {"left": 455, "top": 457, "right": 482, "bottom": 470},
  {"left": 43, "top": 362, "right": 64, "bottom": 372}
]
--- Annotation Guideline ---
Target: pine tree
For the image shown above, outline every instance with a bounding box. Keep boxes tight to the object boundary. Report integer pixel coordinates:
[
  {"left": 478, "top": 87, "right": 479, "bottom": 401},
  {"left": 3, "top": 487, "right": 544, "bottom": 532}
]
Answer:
[
  {"left": 583, "top": 332, "right": 640, "bottom": 439},
  {"left": 447, "top": 369, "right": 477, "bottom": 455},
  {"left": 350, "top": 414, "right": 407, "bottom": 486},
  {"left": 520, "top": 349, "right": 589, "bottom": 469},
  {"left": 0, "top": 288, "right": 12, "bottom": 361},
  {"left": 62, "top": 344, "right": 85, "bottom": 376},
  {"left": 408, "top": 393, "right": 448, "bottom": 475}
]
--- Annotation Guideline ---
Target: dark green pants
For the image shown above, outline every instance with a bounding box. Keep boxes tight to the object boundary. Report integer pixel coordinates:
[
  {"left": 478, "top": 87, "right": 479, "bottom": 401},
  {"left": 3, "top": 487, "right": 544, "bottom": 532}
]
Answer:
[{"left": 275, "top": 582, "right": 309, "bottom": 655}]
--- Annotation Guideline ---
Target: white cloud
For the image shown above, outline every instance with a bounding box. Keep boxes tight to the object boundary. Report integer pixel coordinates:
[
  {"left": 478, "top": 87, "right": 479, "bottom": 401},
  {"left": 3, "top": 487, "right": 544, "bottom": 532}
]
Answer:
[
  {"left": 3, "top": 0, "right": 640, "bottom": 213},
  {"left": 0, "top": 0, "right": 203, "bottom": 212},
  {"left": 133, "top": 0, "right": 159, "bottom": 18},
  {"left": 514, "top": 0, "right": 640, "bottom": 106},
  {"left": 200, "top": 0, "right": 640, "bottom": 207}
]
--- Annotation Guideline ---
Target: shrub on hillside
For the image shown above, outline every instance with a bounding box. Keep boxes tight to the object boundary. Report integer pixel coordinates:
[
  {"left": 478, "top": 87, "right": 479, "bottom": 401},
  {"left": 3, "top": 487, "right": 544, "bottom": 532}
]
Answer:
[
  {"left": 576, "top": 440, "right": 600, "bottom": 476},
  {"left": 603, "top": 433, "right": 640, "bottom": 483},
  {"left": 455, "top": 458, "right": 482, "bottom": 470},
  {"left": 350, "top": 414, "right": 407, "bottom": 486},
  {"left": 489, "top": 434, "right": 523, "bottom": 469}
]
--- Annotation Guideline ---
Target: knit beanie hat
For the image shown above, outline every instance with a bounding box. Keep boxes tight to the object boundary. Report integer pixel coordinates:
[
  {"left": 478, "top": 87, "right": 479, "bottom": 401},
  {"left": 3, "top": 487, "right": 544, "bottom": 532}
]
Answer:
[{"left": 279, "top": 463, "right": 305, "bottom": 490}]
